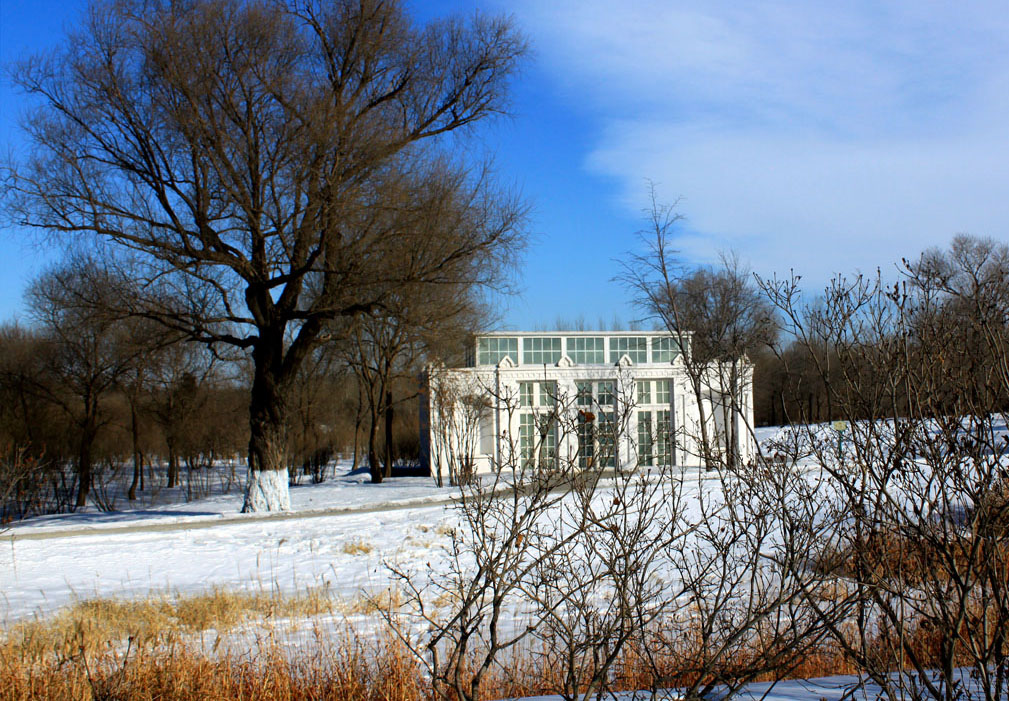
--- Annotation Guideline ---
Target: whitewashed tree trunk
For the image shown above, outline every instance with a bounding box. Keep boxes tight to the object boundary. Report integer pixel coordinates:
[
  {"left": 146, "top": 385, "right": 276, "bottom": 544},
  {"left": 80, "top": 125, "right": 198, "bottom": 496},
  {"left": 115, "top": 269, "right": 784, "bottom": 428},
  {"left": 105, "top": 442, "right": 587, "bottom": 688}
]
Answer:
[
  {"left": 242, "top": 351, "right": 291, "bottom": 512},
  {"left": 242, "top": 467, "right": 291, "bottom": 512}
]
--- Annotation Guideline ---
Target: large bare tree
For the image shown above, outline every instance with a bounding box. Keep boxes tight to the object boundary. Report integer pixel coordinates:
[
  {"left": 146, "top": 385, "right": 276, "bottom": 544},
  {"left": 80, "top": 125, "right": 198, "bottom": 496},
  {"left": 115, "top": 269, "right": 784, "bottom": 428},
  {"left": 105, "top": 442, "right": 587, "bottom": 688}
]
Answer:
[
  {"left": 621, "top": 189, "right": 775, "bottom": 469},
  {"left": 4, "top": 0, "right": 527, "bottom": 510}
]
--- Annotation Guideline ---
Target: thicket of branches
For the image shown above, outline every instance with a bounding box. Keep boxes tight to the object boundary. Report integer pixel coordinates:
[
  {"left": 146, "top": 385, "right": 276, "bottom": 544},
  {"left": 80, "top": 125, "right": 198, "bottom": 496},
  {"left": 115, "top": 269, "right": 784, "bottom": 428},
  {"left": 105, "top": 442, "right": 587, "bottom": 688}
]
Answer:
[
  {"left": 382, "top": 233, "right": 1009, "bottom": 701},
  {"left": 0, "top": 255, "right": 461, "bottom": 521}
]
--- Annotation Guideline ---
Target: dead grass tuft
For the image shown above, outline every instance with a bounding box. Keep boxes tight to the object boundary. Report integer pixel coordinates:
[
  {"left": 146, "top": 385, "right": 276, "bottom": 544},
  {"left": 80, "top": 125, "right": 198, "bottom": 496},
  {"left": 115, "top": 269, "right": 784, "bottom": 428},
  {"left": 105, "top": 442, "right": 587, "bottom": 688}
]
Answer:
[
  {"left": 342, "top": 539, "right": 374, "bottom": 555},
  {"left": 336, "top": 588, "right": 404, "bottom": 616}
]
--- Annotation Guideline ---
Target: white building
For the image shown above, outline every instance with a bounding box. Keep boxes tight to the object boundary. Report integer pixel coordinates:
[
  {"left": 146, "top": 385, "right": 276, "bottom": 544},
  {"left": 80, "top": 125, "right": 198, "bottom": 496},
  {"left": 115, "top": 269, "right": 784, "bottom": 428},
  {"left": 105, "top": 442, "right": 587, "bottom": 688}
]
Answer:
[{"left": 422, "top": 331, "right": 754, "bottom": 480}]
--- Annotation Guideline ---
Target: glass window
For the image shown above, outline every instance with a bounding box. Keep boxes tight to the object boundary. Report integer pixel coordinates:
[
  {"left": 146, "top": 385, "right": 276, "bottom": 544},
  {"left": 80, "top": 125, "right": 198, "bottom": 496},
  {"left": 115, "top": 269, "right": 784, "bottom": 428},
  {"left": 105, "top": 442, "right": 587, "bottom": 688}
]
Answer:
[
  {"left": 520, "top": 412, "right": 556, "bottom": 469},
  {"left": 477, "top": 336, "right": 517, "bottom": 366},
  {"left": 519, "top": 382, "right": 534, "bottom": 408},
  {"left": 523, "top": 337, "right": 562, "bottom": 365},
  {"left": 537, "top": 414, "right": 558, "bottom": 468},
  {"left": 656, "top": 410, "right": 673, "bottom": 466},
  {"left": 636, "top": 380, "right": 651, "bottom": 405},
  {"left": 597, "top": 381, "right": 615, "bottom": 407},
  {"left": 597, "top": 412, "right": 616, "bottom": 468},
  {"left": 519, "top": 413, "right": 535, "bottom": 465},
  {"left": 576, "top": 381, "right": 593, "bottom": 407},
  {"left": 637, "top": 412, "right": 653, "bottom": 467},
  {"left": 609, "top": 336, "right": 647, "bottom": 364},
  {"left": 652, "top": 336, "right": 679, "bottom": 363},
  {"left": 538, "top": 381, "right": 557, "bottom": 407},
  {"left": 566, "top": 336, "right": 605, "bottom": 364},
  {"left": 655, "top": 379, "right": 671, "bottom": 405},
  {"left": 577, "top": 412, "right": 595, "bottom": 468}
]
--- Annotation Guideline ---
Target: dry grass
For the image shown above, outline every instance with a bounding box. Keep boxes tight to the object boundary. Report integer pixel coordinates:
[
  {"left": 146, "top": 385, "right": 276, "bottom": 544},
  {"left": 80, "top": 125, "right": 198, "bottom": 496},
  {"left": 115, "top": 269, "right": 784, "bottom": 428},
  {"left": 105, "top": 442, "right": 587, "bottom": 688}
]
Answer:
[
  {"left": 5, "top": 587, "right": 335, "bottom": 663},
  {"left": 0, "top": 584, "right": 972, "bottom": 701},
  {"left": 0, "top": 626, "right": 427, "bottom": 701},
  {"left": 1, "top": 587, "right": 864, "bottom": 701},
  {"left": 336, "top": 588, "right": 405, "bottom": 616},
  {"left": 0, "top": 621, "right": 880, "bottom": 701},
  {"left": 342, "top": 539, "right": 375, "bottom": 555}
]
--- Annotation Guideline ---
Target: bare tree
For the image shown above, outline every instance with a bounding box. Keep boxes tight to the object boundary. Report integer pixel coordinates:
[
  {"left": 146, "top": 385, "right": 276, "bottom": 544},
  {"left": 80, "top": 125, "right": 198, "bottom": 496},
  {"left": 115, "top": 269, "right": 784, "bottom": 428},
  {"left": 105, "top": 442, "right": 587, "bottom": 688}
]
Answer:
[
  {"left": 392, "top": 367, "right": 829, "bottom": 701},
  {"left": 145, "top": 341, "right": 219, "bottom": 490},
  {"left": 0, "top": 325, "right": 77, "bottom": 519},
  {"left": 348, "top": 282, "right": 482, "bottom": 483},
  {"left": 287, "top": 341, "right": 349, "bottom": 484},
  {"left": 4, "top": 0, "right": 526, "bottom": 511},
  {"left": 386, "top": 381, "right": 585, "bottom": 701},
  {"left": 620, "top": 190, "right": 775, "bottom": 469},
  {"left": 27, "top": 259, "right": 161, "bottom": 509}
]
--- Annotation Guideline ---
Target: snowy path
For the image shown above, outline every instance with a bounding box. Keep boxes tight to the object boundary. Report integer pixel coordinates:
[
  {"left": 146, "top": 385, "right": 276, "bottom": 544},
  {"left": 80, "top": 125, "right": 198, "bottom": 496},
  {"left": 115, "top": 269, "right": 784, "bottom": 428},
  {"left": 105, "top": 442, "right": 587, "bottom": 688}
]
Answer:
[{"left": 3, "top": 492, "right": 461, "bottom": 542}]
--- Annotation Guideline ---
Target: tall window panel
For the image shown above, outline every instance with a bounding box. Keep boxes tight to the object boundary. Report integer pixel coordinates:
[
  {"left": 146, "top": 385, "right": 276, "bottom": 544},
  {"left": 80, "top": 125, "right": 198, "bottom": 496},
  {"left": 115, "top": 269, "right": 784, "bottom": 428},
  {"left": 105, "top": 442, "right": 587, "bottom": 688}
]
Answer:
[
  {"left": 536, "top": 414, "right": 558, "bottom": 468},
  {"left": 566, "top": 336, "right": 605, "bottom": 364},
  {"left": 519, "top": 413, "right": 535, "bottom": 466},
  {"left": 597, "top": 381, "right": 616, "bottom": 407},
  {"left": 597, "top": 412, "right": 617, "bottom": 468},
  {"left": 523, "top": 337, "right": 562, "bottom": 365},
  {"left": 609, "top": 336, "right": 647, "bottom": 363},
  {"left": 519, "top": 382, "right": 535, "bottom": 408},
  {"left": 520, "top": 413, "right": 557, "bottom": 469},
  {"left": 656, "top": 379, "right": 671, "bottom": 405},
  {"left": 538, "top": 381, "right": 557, "bottom": 407},
  {"left": 477, "top": 336, "right": 517, "bottom": 366},
  {"left": 577, "top": 413, "right": 595, "bottom": 469},
  {"left": 636, "top": 380, "right": 651, "bottom": 405},
  {"left": 637, "top": 412, "right": 653, "bottom": 467},
  {"left": 656, "top": 409, "right": 673, "bottom": 466}
]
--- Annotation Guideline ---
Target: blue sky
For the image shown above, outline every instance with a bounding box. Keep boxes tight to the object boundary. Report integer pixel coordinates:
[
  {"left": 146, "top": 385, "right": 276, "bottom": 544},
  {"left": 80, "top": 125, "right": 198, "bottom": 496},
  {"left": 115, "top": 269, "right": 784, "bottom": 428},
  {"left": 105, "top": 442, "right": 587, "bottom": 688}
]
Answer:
[{"left": 4, "top": 0, "right": 1009, "bottom": 330}]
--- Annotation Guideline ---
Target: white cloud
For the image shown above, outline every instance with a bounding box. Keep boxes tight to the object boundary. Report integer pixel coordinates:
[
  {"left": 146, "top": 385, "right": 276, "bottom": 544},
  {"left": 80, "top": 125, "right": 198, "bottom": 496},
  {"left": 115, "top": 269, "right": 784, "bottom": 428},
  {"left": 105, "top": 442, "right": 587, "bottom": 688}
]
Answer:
[{"left": 509, "top": 0, "right": 1009, "bottom": 285}]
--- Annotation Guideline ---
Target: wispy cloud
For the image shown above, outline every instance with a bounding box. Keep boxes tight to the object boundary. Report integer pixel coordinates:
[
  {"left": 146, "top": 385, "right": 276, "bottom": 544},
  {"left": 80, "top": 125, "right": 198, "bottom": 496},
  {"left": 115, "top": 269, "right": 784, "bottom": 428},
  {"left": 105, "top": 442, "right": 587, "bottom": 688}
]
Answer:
[{"left": 509, "top": 0, "right": 1009, "bottom": 283}]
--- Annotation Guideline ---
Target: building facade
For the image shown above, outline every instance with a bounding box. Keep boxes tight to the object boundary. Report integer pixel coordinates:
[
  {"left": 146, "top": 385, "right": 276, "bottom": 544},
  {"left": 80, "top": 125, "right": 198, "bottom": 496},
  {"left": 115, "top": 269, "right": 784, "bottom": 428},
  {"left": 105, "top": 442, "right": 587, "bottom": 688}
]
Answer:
[{"left": 423, "top": 331, "right": 754, "bottom": 480}]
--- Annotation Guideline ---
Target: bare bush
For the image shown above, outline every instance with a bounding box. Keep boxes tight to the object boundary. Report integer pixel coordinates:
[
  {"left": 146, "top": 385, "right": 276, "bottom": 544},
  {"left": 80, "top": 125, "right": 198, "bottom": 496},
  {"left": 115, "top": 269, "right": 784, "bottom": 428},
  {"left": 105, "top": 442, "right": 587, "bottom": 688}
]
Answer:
[
  {"left": 391, "top": 370, "right": 830, "bottom": 701},
  {"left": 762, "top": 234, "right": 1009, "bottom": 700}
]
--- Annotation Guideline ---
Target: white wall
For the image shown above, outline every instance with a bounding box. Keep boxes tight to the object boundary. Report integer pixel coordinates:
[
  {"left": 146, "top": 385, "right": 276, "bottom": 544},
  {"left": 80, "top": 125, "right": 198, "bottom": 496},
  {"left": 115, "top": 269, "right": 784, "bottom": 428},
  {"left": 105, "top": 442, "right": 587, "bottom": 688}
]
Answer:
[{"left": 426, "top": 355, "right": 754, "bottom": 478}]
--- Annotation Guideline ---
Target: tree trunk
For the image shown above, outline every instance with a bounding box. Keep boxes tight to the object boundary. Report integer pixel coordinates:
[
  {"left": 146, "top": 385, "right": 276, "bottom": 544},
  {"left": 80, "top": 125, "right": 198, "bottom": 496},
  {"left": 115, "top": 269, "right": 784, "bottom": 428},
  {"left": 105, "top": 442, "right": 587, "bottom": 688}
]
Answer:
[
  {"left": 167, "top": 442, "right": 179, "bottom": 488},
  {"left": 351, "top": 383, "right": 363, "bottom": 471},
  {"left": 384, "top": 389, "right": 395, "bottom": 479},
  {"left": 367, "top": 412, "right": 382, "bottom": 484},
  {"left": 726, "top": 363, "right": 740, "bottom": 469},
  {"left": 242, "top": 354, "right": 291, "bottom": 512},
  {"left": 75, "top": 423, "right": 96, "bottom": 509},
  {"left": 128, "top": 399, "right": 141, "bottom": 501}
]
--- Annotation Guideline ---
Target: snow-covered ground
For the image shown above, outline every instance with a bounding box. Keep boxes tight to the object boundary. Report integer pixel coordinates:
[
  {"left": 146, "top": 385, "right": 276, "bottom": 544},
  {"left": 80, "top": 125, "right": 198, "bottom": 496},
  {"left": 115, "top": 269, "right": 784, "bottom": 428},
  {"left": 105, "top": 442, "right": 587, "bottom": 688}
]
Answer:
[
  {"left": 8, "top": 464, "right": 451, "bottom": 534},
  {"left": 1, "top": 465, "right": 463, "bottom": 622},
  {"left": 0, "top": 427, "right": 825, "bottom": 625},
  {"left": 512, "top": 670, "right": 987, "bottom": 701},
  {"left": 2, "top": 457, "right": 869, "bottom": 701},
  {"left": 1, "top": 462, "right": 731, "bottom": 623},
  {"left": 3, "top": 428, "right": 1000, "bottom": 700}
]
